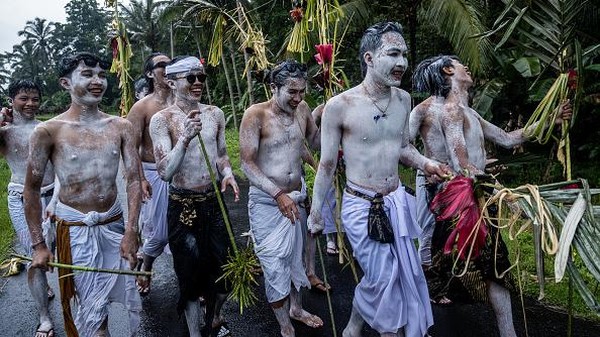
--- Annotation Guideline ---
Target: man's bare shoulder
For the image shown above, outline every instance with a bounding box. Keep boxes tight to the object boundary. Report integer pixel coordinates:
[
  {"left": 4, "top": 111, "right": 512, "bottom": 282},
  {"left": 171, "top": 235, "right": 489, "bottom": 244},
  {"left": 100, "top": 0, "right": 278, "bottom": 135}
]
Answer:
[
  {"left": 242, "top": 101, "right": 269, "bottom": 121},
  {"left": 326, "top": 86, "right": 362, "bottom": 113},
  {"left": 201, "top": 104, "right": 224, "bottom": 116}
]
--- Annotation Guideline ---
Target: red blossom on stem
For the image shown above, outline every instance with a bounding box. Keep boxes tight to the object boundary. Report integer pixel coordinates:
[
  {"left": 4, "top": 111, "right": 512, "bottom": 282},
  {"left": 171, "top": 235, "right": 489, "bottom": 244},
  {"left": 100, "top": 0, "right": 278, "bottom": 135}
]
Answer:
[
  {"left": 567, "top": 69, "right": 578, "bottom": 91},
  {"left": 430, "top": 176, "right": 488, "bottom": 260},
  {"left": 314, "top": 44, "right": 333, "bottom": 65},
  {"left": 289, "top": 7, "right": 304, "bottom": 22}
]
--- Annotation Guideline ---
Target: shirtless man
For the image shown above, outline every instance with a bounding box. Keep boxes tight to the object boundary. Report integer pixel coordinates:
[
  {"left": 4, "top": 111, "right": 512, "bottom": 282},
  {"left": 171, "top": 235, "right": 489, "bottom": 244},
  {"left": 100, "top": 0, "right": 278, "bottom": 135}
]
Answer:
[
  {"left": 410, "top": 54, "right": 572, "bottom": 337},
  {"left": 308, "top": 22, "right": 449, "bottom": 337},
  {"left": 1, "top": 80, "right": 57, "bottom": 337},
  {"left": 149, "top": 56, "right": 239, "bottom": 337},
  {"left": 240, "top": 59, "right": 323, "bottom": 337},
  {"left": 24, "top": 52, "right": 142, "bottom": 337},
  {"left": 126, "top": 52, "right": 172, "bottom": 295}
]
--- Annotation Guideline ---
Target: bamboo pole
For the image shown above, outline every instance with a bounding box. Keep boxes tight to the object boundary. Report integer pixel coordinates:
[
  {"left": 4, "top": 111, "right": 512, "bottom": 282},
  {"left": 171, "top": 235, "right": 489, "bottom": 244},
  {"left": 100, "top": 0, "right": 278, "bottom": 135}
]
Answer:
[{"left": 11, "top": 254, "right": 152, "bottom": 277}]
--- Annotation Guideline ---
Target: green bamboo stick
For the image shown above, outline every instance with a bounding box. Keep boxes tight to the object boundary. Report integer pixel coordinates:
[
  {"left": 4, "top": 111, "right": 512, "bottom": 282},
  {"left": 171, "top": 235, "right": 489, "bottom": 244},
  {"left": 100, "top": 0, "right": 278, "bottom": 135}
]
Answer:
[
  {"left": 196, "top": 135, "right": 239, "bottom": 254},
  {"left": 316, "top": 237, "right": 337, "bottom": 337},
  {"left": 11, "top": 254, "right": 152, "bottom": 277}
]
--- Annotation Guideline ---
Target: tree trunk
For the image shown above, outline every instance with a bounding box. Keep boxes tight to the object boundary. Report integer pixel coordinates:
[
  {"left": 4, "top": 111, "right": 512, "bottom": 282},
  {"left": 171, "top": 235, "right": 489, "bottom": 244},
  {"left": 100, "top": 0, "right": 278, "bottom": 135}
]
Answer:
[
  {"left": 221, "top": 51, "right": 238, "bottom": 130},
  {"left": 228, "top": 39, "right": 243, "bottom": 102}
]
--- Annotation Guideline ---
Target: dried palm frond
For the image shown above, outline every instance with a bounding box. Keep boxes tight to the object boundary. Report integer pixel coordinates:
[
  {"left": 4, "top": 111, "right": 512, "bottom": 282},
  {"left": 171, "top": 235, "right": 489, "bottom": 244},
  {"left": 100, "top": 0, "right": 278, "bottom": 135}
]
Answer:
[{"left": 482, "top": 179, "right": 600, "bottom": 313}]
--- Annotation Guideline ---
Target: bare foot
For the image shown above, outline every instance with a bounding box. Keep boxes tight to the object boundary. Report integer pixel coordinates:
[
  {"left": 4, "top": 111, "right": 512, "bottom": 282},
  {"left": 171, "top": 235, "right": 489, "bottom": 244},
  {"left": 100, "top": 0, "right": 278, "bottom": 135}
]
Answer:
[
  {"left": 342, "top": 326, "right": 361, "bottom": 337},
  {"left": 280, "top": 325, "right": 295, "bottom": 337},
  {"left": 289, "top": 309, "right": 323, "bottom": 328}
]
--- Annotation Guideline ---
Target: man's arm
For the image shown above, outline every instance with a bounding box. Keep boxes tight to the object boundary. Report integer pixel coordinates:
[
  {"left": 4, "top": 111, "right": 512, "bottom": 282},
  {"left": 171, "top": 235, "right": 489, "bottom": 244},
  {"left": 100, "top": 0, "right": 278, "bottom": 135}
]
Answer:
[
  {"left": 479, "top": 100, "right": 572, "bottom": 148},
  {"left": 400, "top": 94, "right": 449, "bottom": 178},
  {"left": 23, "top": 125, "right": 53, "bottom": 269},
  {"left": 239, "top": 109, "right": 281, "bottom": 197},
  {"left": 126, "top": 103, "right": 151, "bottom": 200},
  {"left": 214, "top": 108, "right": 239, "bottom": 201},
  {"left": 120, "top": 119, "right": 142, "bottom": 268},
  {"left": 149, "top": 111, "right": 201, "bottom": 182},
  {"left": 303, "top": 103, "right": 321, "bottom": 151},
  {"left": 308, "top": 99, "right": 343, "bottom": 231}
]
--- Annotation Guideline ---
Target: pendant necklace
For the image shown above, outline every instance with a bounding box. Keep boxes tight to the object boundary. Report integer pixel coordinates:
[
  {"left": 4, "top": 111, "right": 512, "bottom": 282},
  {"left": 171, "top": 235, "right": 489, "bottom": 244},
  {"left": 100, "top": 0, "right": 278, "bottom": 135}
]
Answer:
[{"left": 362, "top": 83, "right": 391, "bottom": 123}]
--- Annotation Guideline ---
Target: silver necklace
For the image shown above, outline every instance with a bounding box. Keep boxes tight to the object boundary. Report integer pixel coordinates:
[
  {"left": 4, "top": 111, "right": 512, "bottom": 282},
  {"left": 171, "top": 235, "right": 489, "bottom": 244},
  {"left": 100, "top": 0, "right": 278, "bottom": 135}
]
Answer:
[{"left": 362, "top": 83, "right": 391, "bottom": 123}]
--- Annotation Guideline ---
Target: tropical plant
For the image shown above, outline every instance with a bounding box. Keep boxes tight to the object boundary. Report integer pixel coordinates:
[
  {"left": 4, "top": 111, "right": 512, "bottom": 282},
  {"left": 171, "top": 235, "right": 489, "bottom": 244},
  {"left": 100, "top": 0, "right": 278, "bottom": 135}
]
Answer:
[
  {"left": 119, "top": 0, "right": 169, "bottom": 54},
  {"left": 17, "top": 18, "right": 57, "bottom": 66}
]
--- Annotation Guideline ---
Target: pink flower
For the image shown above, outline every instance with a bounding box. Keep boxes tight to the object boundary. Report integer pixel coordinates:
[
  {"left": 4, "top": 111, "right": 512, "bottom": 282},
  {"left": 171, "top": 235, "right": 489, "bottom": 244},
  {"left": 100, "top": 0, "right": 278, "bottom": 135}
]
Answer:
[
  {"left": 430, "top": 176, "right": 488, "bottom": 260},
  {"left": 314, "top": 44, "right": 333, "bottom": 66}
]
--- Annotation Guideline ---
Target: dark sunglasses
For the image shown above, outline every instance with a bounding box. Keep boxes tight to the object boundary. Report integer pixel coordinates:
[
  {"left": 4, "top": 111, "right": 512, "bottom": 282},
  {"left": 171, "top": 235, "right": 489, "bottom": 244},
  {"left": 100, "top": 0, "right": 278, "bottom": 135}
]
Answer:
[
  {"left": 176, "top": 73, "right": 207, "bottom": 84},
  {"left": 152, "top": 61, "right": 168, "bottom": 69},
  {"left": 69, "top": 55, "right": 110, "bottom": 70}
]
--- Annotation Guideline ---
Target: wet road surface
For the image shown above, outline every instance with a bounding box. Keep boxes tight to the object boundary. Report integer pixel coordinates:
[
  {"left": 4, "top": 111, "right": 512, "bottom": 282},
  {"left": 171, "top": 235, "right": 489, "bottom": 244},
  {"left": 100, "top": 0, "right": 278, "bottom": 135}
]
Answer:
[{"left": 1, "top": 179, "right": 599, "bottom": 336}]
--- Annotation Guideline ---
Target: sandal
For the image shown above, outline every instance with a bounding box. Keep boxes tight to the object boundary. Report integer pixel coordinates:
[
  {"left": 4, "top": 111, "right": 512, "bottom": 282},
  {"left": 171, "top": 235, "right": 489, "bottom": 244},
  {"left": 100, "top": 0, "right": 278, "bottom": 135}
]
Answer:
[
  {"left": 325, "top": 241, "right": 339, "bottom": 256},
  {"left": 308, "top": 275, "right": 331, "bottom": 293},
  {"left": 35, "top": 324, "right": 55, "bottom": 337}
]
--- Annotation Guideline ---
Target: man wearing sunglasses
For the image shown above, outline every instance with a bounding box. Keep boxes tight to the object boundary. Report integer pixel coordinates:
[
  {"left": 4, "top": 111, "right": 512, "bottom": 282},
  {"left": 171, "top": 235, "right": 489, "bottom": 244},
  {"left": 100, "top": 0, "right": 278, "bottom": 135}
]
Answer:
[
  {"left": 126, "top": 52, "right": 173, "bottom": 296},
  {"left": 149, "top": 56, "right": 239, "bottom": 337},
  {"left": 24, "top": 52, "right": 143, "bottom": 337}
]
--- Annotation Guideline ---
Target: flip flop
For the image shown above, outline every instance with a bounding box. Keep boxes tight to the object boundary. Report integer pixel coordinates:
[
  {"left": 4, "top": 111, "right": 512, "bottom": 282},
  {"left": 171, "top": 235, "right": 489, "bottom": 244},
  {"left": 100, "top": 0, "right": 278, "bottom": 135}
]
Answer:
[
  {"left": 308, "top": 275, "right": 331, "bottom": 293},
  {"left": 35, "top": 324, "right": 55, "bottom": 337},
  {"left": 325, "top": 243, "right": 339, "bottom": 256}
]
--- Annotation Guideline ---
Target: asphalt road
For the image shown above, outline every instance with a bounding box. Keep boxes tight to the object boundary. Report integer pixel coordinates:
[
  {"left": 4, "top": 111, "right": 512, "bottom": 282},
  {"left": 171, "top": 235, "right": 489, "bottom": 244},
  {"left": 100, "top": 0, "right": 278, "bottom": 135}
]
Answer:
[{"left": 1, "top": 179, "right": 599, "bottom": 337}]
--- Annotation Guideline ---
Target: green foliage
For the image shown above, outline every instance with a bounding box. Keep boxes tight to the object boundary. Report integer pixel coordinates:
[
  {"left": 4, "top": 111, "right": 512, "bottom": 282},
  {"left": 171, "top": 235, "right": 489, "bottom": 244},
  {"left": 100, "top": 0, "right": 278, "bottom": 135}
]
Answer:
[
  {"left": 0, "top": 159, "right": 13, "bottom": 261},
  {"left": 225, "top": 127, "right": 244, "bottom": 179}
]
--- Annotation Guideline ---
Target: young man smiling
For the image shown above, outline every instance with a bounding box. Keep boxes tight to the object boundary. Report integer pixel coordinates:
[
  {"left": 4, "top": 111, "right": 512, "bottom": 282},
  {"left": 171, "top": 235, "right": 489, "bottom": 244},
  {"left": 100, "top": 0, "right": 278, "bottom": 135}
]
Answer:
[
  {"left": 240, "top": 59, "right": 323, "bottom": 337},
  {"left": 1, "top": 80, "right": 58, "bottom": 337},
  {"left": 24, "top": 52, "right": 143, "bottom": 337},
  {"left": 149, "top": 56, "right": 239, "bottom": 337}
]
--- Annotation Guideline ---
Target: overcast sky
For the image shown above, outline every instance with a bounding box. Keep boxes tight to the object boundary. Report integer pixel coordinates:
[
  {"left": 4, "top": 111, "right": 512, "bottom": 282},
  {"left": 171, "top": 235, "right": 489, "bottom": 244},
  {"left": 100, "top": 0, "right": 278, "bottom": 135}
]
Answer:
[{"left": 0, "top": 0, "right": 128, "bottom": 54}]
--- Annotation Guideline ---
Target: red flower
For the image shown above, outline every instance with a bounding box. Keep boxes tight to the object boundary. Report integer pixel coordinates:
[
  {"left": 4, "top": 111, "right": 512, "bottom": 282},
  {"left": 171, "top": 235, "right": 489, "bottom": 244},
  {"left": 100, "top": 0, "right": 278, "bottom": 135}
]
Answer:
[
  {"left": 289, "top": 7, "right": 303, "bottom": 22},
  {"left": 314, "top": 44, "right": 333, "bottom": 66},
  {"left": 430, "top": 176, "right": 488, "bottom": 260},
  {"left": 562, "top": 183, "right": 579, "bottom": 189},
  {"left": 110, "top": 37, "right": 119, "bottom": 59},
  {"left": 568, "top": 69, "right": 577, "bottom": 91},
  {"left": 200, "top": 58, "right": 206, "bottom": 65}
]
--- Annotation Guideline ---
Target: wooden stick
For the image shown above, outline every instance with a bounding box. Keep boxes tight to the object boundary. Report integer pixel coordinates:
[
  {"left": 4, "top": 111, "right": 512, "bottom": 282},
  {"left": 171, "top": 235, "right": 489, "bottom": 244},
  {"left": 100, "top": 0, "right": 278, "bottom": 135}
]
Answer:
[{"left": 11, "top": 254, "right": 152, "bottom": 277}]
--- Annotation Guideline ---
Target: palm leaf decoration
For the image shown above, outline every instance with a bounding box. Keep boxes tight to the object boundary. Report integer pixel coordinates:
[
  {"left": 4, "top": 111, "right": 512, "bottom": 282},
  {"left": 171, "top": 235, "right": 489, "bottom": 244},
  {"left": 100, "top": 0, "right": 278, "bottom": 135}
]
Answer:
[
  {"left": 486, "top": 0, "right": 600, "bottom": 180},
  {"left": 482, "top": 179, "right": 600, "bottom": 314}
]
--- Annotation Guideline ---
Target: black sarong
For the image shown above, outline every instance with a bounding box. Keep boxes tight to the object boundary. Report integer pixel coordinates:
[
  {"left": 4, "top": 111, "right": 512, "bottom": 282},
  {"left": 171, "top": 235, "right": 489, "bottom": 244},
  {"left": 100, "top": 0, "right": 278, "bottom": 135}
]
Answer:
[{"left": 167, "top": 186, "right": 233, "bottom": 315}]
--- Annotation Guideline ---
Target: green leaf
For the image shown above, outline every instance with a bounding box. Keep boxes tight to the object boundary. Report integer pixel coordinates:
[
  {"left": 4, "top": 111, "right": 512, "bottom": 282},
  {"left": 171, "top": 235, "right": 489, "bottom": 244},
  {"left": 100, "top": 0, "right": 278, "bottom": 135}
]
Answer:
[{"left": 512, "top": 56, "right": 541, "bottom": 77}]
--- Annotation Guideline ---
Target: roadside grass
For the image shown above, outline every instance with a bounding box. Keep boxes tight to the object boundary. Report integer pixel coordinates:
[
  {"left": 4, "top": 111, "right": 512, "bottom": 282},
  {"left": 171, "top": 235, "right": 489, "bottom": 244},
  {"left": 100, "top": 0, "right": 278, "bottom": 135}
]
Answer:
[{"left": 0, "top": 159, "right": 13, "bottom": 261}]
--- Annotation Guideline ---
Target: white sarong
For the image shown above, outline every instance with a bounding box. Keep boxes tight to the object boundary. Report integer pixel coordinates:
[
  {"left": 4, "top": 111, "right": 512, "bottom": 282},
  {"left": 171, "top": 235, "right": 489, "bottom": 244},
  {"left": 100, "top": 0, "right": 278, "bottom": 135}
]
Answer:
[
  {"left": 7, "top": 182, "right": 55, "bottom": 256},
  {"left": 140, "top": 162, "right": 169, "bottom": 257},
  {"left": 342, "top": 181, "right": 433, "bottom": 336},
  {"left": 55, "top": 201, "right": 141, "bottom": 337},
  {"left": 248, "top": 185, "right": 310, "bottom": 303},
  {"left": 416, "top": 173, "right": 436, "bottom": 266}
]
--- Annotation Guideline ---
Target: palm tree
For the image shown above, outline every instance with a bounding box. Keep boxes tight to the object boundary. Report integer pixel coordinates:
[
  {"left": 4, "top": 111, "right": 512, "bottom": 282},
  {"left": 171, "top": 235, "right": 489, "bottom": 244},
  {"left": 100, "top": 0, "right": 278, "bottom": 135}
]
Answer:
[
  {"left": 120, "top": 0, "right": 169, "bottom": 53},
  {"left": 17, "top": 18, "right": 57, "bottom": 66}
]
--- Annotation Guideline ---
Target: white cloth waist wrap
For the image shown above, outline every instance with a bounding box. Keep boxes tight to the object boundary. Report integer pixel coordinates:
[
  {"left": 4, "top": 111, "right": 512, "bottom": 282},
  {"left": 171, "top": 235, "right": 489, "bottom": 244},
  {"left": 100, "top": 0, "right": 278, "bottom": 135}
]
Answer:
[
  {"left": 248, "top": 184, "right": 310, "bottom": 303},
  {"left": 141, "top": 161, "right": 170, "bottom": 257},
  {"left": 55, "top": 201, "right": 141, "bottom": 337},
  {"left": 342, "top": 180, "right": 433, "bottom": 336},
  {"left": 7, "top": 182, "right": 55, "bottom": 257}
]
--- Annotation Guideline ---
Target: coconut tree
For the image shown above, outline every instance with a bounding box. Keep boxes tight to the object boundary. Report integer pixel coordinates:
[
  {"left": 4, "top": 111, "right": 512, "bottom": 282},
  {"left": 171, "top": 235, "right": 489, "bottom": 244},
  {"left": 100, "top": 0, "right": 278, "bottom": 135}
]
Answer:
[
  {"left": 17, "top": 18, "right": 57, "bottom": 67},
  {"left": 119, "top": 0, "right": 169, "bottom": 54}
]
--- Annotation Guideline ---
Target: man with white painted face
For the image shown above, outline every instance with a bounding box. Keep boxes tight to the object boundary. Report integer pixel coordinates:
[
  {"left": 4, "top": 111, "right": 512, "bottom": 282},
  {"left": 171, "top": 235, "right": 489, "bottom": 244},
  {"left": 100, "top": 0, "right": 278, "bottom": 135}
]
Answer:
[
  {"left": 126, "top": 52, "right": 173, "bottom": 296},
  {"left": 239, "top": 60, "right": 323, "bottom": 337},
  {"left": 308, "top": 22, "right": 450, "bottom": 337},
  {"left": 1, "top": 80, "right": 58, "bottom": 337},
  {"left": 149, "top": 56, "right": 239, "bottom": 337},
  {"left": 410, "top": 55, "right": 572, "bottom": 337},
  {"left": 24, "top": 52, "right": 143, "bottom": 337}
]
